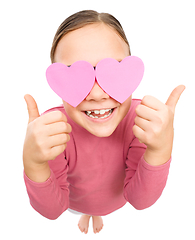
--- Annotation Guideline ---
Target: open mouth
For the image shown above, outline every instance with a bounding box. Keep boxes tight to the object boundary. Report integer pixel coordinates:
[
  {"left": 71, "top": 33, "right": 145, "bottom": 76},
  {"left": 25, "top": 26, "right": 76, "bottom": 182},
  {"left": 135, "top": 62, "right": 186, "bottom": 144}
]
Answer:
[{"left": 84, "top": 108, "right": 114, "bottom": 119}]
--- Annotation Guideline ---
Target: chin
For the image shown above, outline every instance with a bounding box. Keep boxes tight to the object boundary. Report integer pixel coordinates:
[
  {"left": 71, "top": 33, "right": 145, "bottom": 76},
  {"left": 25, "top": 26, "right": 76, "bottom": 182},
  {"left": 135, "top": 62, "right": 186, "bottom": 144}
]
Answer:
[{"left": 87, "top": 126, "right": 116, "bottom": 137}]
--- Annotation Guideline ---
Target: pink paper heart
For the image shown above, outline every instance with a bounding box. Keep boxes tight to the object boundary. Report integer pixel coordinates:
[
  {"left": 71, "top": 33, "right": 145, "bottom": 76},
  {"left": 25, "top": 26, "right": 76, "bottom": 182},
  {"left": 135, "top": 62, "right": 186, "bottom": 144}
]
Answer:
[
  {"left": 46, "top": 56, "right": 144, "bottom": 107},
  {"left": 46, "top": 61, "right": 95, "bottom": 107},
  {"left": 95, "top": 56, "right": 144, "bottom": 103}
]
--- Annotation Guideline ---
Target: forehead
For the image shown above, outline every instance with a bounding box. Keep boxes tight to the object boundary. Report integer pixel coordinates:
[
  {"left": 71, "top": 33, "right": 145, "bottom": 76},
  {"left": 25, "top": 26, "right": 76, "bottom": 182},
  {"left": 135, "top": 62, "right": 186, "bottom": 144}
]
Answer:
[{"left": 54, "top": 23, "right": 129, "bottom": 66}]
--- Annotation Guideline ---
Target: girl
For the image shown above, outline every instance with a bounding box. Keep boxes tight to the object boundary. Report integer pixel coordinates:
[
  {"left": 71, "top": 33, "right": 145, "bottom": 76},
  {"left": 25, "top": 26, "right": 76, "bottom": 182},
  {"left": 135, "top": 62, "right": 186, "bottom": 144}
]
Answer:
[{"left": 23, "top": 10, "right": 185, "bottom": 234}]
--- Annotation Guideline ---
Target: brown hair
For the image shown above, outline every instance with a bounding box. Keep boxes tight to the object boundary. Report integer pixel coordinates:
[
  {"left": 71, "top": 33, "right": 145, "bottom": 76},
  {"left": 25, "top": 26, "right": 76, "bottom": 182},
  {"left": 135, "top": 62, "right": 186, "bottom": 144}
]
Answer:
[{"left": 50, "top": 10, "right": 131, "bottom": 63}]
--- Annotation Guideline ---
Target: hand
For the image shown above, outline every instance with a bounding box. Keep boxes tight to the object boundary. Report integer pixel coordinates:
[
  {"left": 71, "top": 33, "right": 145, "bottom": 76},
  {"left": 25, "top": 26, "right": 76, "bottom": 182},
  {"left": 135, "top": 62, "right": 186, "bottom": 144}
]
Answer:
[
  {"left": 133, "top": 85, "right": 185, "bottom": 166},
  {"left": 23, "top": 94, "right": 72, "bottom": 166}
]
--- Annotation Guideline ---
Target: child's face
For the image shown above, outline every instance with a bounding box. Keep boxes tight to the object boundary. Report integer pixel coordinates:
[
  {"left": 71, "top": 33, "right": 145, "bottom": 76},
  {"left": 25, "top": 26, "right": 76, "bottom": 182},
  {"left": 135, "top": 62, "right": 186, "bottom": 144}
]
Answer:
[{"left": 54, "top": 23, "right": 131, "bottom": 137}]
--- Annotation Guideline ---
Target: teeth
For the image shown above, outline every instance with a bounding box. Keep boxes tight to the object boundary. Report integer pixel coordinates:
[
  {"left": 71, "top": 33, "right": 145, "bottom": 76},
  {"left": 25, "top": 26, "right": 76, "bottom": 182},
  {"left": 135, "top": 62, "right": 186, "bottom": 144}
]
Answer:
[
  {"left": 100, "top": 114, "right": 109, "bottom": 119},
  {"left": 94, "top": 110, "right": 100, "bottom": 114},
  {"left": 85, "top": 109, "right": 113, "bottom": 119},
  {"left": 100, "top": 109, "right": 109, "bottom": 115},
  {"left": 86, "top": 109, "right": 111, "bottom": 115}
]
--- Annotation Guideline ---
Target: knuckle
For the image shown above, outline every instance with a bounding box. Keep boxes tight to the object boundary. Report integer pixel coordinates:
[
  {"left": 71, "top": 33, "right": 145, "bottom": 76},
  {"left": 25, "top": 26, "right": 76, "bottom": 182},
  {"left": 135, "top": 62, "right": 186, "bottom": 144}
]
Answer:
[
  {"left": 55, "top": 144, "right": 66, "bottom": 157},
  {"left": 154, "top": 114, "right": 163, "bottom": 125},
  {"left": 57, "top": 111, "right": 66, "bottom": 121},
  {"left": 64, "top": 133, "right": 70, "bottom": 143},
  {"left": 34, "top": 139, "right": 50, "bottom": 161},
  {"left": 51, "top": 111, "right": 64, "bottom": 122},
  {"left": 61, "top": 134, "right": 67, "bottom": 143},
  {"left": 135, "top": 105, "right": 141, "bottom": 114},
  {"left": 66, "top": 134, "right": 70, "bottom": 142},
  {"left": 59, "top": 121, "right": 71, "bottom": 133},
  {"left": 62, "top": 122, "right": 71, "bottom": 133},
  {"left": 141, "top": 95, "right": 150, "bottom": 104},
  {"left": 134, "top": 116, "right": 138, "bottom": 124},
  {"left": 135, "top": 104, "right": 144, "bottom": 115},
  {"left": 132, "top": 124, "right": 138, "bottom": 134},
  {"left": 59, "top": 121, "right": 66, "bottom": 131},
  {"left": 53, "top": 144, "right": 66, "bottom": 158},
  {"left": 55, "top": 111, "right": 63, "bottom": 119},
  {"left": 155, "top": 111, "right": 169, "bottom": 127},
  {"left": 152, "top": 125, "right": 161, "bottom": 137},
  {"left": 66, "top": 123, "right": 72, "bottom": 133},
  {"left": 134, "top": 116, "right": 140, "bottom": 125},
  {"left": 61, "top": 144, "right": 67, "bottom": 152},
  {"left": 31, "top": 120, "right": 43, "bottom": 137},
  {"left": 60, "top": 133, "right": 70, "bottom": 143}
]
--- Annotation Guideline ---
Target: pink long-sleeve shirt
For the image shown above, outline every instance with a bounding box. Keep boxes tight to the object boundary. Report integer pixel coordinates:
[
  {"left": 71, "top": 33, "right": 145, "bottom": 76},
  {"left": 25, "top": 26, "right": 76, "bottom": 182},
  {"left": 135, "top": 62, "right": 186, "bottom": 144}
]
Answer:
[{"left": 24, "top": 99, "right": 171, "bottom": 219}]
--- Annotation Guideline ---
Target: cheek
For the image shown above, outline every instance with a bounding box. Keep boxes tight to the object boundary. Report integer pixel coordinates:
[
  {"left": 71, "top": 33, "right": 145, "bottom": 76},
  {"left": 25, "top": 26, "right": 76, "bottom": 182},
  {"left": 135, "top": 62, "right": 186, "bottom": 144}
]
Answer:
[
  {"left": 63, "top": 101, "right": 85, "bottom": 125},
  {"left": 119, "top": 97, "right": 132, "bottom": 117},
  {"left": 63, "top": 101, "right": 71, "bottom": 113},
  {"left": 63, "top": 101, "right": 76, "bottom": 119}
]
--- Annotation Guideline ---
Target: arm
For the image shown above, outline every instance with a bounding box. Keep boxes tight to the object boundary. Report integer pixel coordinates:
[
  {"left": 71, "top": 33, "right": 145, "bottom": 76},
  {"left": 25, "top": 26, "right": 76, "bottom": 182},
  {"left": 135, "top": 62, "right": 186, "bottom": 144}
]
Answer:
[
  {"left": 23, "top": 95, "right": 71, "bottom": 219},
  {"left": 124, "top": 137, "right": 171, "bottom": 210},
  {"left": 24, "top": 153, "right": 69, "bottom": 220},
  {"left": 124, "top": 86, "right": 184, "bottom": 209}
]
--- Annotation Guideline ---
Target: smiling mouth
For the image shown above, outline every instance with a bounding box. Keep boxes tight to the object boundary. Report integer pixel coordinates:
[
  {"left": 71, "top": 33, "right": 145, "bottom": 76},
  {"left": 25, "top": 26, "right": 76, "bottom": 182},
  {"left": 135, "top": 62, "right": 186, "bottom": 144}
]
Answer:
[{"left": 84, "top": 108, "right": 114, "bottom": 119}]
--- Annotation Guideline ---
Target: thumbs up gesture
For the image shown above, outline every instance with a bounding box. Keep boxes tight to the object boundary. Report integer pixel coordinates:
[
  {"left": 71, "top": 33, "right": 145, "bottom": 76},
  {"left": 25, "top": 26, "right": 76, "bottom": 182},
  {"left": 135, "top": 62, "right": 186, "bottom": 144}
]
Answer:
[
  {"left": 23, "top": 94, "right": 72, "bottom": 181},
  {"left": 133, "top": 85, "right": 185, "bottom": 166}
]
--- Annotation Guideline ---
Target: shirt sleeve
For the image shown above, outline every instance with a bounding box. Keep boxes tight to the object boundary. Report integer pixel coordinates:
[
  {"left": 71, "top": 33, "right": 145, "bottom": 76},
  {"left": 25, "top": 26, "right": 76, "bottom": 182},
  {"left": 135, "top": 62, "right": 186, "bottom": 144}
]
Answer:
[
  {"left": 23, "top": 153, "right": 69, "bottom": 220},
  {"left": 123, "top": 136, "right": 171, "bottom": 210}
]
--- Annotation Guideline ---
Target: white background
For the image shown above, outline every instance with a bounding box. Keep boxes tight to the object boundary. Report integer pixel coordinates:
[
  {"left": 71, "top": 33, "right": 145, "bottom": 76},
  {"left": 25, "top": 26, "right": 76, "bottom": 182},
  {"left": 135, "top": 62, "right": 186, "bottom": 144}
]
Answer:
[{"left": 1, "top": 0, "right": 194, "bottom": 239}]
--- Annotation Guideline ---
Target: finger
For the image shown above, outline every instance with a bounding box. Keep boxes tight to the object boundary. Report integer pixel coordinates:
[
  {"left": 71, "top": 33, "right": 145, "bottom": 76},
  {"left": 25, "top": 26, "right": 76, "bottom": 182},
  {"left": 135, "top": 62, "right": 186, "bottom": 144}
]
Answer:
[
  {"left": 134, "top": 115, "right": 150, "bottom": 131},
  {"left": 135, "top": 104, "right": 158, "bottom": 121},
  {"left": 49, "top": 144, "right": 67, "bottom": 160},
  {"left": 132, "top": 124, "right": 146, "bottom": 143},
  {"left": 24, "top": 94, "right": 40, "bottom": 123},
  {"left": 141, "top": 95, "right": 164, "bottom": 111},
  {"left": 166, "top": 85, "right": 186, "bottom": 113},
  {"left": 48, "top": 133, "right": 70, "bottom": 148},
  {"left": 42, "top": 111, "right": 68, "bottom": 125},
  {"left": 46, "top": 122, "right": 72, "bottom": 136}
]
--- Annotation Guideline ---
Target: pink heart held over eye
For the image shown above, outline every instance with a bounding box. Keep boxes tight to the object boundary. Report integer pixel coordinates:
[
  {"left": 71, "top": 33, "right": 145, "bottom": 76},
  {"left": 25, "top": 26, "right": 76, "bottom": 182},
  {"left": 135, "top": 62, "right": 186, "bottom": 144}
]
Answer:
[
  {"left": 46, "top": 61, "right": 95, "bottom": 107},
  {"left": 46, "top": 56, "right": 144, "bottom": 107},
  {"left": 95, "top": 56, "right": 144, "bottom": 103}
]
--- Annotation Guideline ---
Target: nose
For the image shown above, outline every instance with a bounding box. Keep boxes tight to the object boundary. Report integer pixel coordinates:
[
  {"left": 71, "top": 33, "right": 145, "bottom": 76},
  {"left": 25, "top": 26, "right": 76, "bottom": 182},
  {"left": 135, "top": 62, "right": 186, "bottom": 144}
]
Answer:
[{"left": 85, "top": 81, "right": 110, "bottom": 102}]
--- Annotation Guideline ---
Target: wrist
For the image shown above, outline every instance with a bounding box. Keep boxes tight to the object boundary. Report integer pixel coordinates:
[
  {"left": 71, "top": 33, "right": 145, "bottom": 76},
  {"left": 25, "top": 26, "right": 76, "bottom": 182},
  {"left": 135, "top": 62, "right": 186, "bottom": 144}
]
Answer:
[
  {"left": 144, "top": 148, "right": 171, "bottom": 166},
  {"left": 23, "top": 160, "right": 51, "bottom": 183}
]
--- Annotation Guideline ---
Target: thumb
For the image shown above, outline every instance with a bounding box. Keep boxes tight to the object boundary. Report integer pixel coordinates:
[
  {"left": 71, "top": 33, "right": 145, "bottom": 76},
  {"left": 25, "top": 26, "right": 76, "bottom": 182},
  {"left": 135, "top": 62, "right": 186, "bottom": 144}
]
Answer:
[
  {"left": 165, "top": 85, "right": 186, "bottom": 113},
  {"left": 24, "top": 94, "right": 40, "bottom": 123}
]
